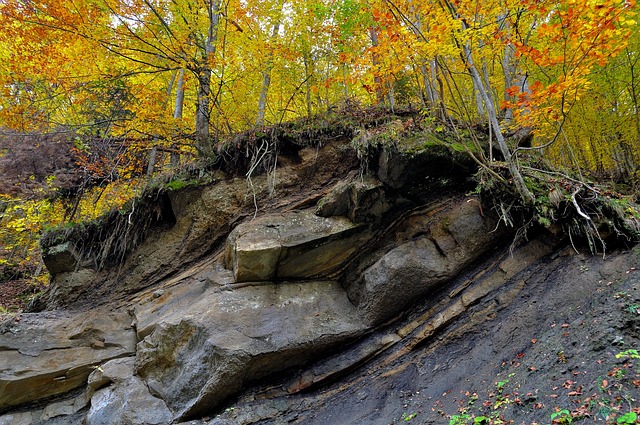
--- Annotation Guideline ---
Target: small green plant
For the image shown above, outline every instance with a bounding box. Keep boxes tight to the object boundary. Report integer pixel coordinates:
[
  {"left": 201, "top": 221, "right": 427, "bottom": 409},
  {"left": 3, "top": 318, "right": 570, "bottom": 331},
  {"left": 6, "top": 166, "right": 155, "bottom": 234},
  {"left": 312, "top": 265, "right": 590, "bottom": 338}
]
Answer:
[
  {"left": 165, "top": 179, "right": 189, "bottom": 190},
  {"left": 401, "top": 411, "right": 417, "bottom": 421},
  {"left": 627, "top": 304, "right": 640, "bottom": 315},
  {"left": 550, "top": 409, "right": 573, "bottom": 424},
  {"left": 617, "top": 412, "right": 638, "bottom": 424},
  {"left": 616, "top": 349, "right": 640, "bottom": 359},
  {"left": 449, "top": 413, "right": 471, "bottom": 425},
  {"left": 495, "top": 379, "right": 509, "bottom": 394},
  {"left": 468, "top": 393, "right": 479, "bottom": 406}
]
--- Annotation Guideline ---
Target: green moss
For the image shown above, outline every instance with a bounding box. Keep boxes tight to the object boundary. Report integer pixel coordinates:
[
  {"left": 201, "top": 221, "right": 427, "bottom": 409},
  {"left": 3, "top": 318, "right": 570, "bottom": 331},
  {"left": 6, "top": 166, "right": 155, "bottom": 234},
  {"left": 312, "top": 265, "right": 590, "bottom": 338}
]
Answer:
[{"left": 166, "top": 179, "right": 189, "bottom": 191}]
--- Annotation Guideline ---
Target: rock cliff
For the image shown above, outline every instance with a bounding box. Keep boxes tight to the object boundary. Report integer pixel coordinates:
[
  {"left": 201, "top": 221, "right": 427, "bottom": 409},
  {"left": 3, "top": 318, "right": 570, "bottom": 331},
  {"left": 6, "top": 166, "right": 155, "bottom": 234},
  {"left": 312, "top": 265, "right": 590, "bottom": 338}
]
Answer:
[{"left": 1, "top": 133, "right": 638, "bottom": 425}]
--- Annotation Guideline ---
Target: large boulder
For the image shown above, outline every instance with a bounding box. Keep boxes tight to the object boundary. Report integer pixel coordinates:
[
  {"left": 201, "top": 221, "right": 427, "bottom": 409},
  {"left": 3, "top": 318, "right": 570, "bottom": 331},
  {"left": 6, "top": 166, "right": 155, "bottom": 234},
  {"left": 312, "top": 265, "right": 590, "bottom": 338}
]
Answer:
[
  {"left": 346, "top": 197, "right": 505, "bottom": 325},
  {"left": 0, "top": 309, "right": 136, "bottom": 413},
  {"left": 41, "top": 241, "right": 81, "bottom": 274},
  {"left": 132, "top": 277, "right": 367, "bottom": 421},
  {"left": 225, "top": 210, "right": 370, "bottom": 282}
]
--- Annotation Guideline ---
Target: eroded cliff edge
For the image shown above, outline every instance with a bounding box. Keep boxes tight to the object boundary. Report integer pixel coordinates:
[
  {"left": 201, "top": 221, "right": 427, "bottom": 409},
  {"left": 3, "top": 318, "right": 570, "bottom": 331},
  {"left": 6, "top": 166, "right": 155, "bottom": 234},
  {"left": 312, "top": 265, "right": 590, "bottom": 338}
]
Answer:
[{"left": 1, "top": 131, "right": 638, "bottom": 425}]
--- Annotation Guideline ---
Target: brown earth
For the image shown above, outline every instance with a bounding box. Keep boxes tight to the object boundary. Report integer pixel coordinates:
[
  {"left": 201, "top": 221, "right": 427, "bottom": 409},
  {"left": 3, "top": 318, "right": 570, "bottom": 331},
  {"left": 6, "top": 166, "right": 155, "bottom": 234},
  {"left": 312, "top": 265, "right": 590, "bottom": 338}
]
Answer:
[{"left": 0, "top": 279, "right": 42, "bottom": 313}]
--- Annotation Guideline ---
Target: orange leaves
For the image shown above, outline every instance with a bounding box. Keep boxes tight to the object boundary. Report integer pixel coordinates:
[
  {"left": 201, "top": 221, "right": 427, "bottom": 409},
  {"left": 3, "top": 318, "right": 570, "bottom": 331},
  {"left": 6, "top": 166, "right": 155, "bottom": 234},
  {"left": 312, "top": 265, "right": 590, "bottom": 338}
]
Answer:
[{"left": 500, "top": 0, "right": 636, "bottom": 143}]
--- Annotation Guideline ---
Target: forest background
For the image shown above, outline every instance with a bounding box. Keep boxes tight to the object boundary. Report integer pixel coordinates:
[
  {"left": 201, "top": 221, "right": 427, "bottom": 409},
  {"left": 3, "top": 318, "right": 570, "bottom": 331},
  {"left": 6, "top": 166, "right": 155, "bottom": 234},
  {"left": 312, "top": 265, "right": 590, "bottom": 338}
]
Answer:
[{"left": 0, "top": 0, "right": 638, "bottom": 311}]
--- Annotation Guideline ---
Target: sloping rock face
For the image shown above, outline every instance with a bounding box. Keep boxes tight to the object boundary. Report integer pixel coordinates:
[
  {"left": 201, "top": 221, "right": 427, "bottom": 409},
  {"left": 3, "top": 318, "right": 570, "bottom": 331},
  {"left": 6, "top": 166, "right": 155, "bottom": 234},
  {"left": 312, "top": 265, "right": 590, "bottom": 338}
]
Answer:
[
  {"left": 86, "top": 358, "right": 173, "bottom": 425},
  {"left": 315, "top": 173, "right": 393, "bottom": 223},
  {"left": 2, "top": 135, "right": 603, "bottom": 425},
  {"left": 34, "top": 141, "right": 361, "bottom": 311},
  {"left": 347, "top": 199, "right": 505, "bottom": 325},
  {"left": 133, "top": 279, "right": 367, "bottom": 421}
]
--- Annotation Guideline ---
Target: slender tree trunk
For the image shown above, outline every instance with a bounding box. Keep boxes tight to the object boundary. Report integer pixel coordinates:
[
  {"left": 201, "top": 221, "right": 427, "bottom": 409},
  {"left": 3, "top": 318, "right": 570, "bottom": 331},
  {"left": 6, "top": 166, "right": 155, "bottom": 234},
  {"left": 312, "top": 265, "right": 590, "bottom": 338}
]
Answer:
[
  {"left": 462, "top": 41, "right": 535, "bottom": 203},
  {"left": 196, "top": 68, "right": 212, "bottom": 156},
  {"left": 421, "top": 62, "right": 438, "bottom": 112},
  {"left": 147, "top": 140, "right": 158, "bottom": 176},
  {"left": 369, "top": 27, "right": 385, "bottom": 105},
  {"left": 195, "top": 0, "right": 220, "bottom": 158},
  {"left": 172, "top": 68, "right": 185, "bottom": 166},
  {"left": 342, "top": 63, "right": 349, "bottom": 103},
  {"left": 625, "top": 47, "right": 640, "bottom": 144},
  {"left": 502, "top": 41, "right": 517, "bottom": 122},
  {"left": 303, "top": 50, "right": 313, "bottom": 119},
  {"left": 256, "top": 4, "right": 283, "bottom": 126},
  {"left": 256, "top": 70, "right": 272, "bottom": 126},
  {"left": 387, "top": 81, "right": 396, "bottom": 112}
]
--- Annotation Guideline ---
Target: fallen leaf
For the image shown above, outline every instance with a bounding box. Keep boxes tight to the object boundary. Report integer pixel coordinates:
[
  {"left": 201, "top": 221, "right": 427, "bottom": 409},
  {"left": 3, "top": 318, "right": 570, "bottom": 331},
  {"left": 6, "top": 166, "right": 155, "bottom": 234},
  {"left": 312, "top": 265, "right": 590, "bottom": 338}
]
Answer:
[{"left": 601, "top": 379, "right": 608, "bottom": 388}]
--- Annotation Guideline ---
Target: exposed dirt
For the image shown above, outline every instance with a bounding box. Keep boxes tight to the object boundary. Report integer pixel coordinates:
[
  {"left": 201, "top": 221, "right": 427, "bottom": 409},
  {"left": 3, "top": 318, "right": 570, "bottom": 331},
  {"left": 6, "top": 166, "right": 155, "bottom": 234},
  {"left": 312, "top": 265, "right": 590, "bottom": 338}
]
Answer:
[
  {"left": 200, "top": 244, "right": 640, "bottom": 425},
  {"left": 0, "top": 279, "right": 44, "bottom": 313}
]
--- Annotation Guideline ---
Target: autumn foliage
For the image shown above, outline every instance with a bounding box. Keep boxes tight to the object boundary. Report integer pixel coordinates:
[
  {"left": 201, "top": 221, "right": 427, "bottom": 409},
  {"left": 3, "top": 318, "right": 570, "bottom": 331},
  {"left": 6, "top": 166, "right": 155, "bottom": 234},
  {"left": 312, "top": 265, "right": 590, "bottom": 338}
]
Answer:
[{"left": 0, "top": 0, "right": 638, "bottom": 306}]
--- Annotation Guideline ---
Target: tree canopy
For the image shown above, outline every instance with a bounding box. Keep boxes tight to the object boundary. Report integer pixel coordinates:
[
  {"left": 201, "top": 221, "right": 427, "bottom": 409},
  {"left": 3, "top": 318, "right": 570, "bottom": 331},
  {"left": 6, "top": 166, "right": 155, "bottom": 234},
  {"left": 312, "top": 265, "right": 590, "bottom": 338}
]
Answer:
[{"left": 0, "top": 0, "right": 638, "bottom": 301}]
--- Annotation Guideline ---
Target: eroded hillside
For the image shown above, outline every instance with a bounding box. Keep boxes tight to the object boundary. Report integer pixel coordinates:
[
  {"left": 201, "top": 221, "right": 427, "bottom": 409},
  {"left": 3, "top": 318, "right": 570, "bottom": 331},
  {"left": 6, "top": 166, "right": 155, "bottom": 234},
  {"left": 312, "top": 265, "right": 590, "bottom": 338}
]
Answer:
[{"left": 1, "top": 120, "right": 639, "bottom": 425}]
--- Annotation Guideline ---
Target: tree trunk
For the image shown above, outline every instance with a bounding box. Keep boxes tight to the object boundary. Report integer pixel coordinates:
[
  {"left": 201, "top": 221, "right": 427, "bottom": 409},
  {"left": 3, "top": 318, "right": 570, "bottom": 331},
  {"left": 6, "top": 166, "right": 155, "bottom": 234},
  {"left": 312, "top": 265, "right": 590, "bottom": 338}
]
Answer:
[
  {"left": 342, "top": 63, "right": 349, "bottom": 104},
  {"left": 172, "top": 68, "right": 185, "bottom": 166},
  {"left": 256, "top": 5, "right": 283, "bottom": 126},
  {"left": 462, "top": 42, "right": 535, "bottom": 203},
  {"left": 369, "top": 27, "right": 385, "bottom": 105},
  {"left": 195, "top": 68, "right": 213, "bottom": 156},
  {"left": 256, "top": 69, "right": 272, "bottom": 126},
  {"left": 147, "top": 143, "right": 158, "bottom": 176},
  {"left": 195, "top": 0, "right": 220, "bottom": 158}
]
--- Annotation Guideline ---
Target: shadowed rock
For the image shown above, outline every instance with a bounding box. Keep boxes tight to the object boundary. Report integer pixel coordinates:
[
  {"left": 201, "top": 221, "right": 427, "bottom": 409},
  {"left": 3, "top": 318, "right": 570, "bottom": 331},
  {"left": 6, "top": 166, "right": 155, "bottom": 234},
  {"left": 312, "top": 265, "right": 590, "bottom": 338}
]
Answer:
[
  {"left": 41, "top": 242, "right": 81, "bottom": 275},
  {"left": 347, "top": 198, "right": 505, "bottom": 325}
]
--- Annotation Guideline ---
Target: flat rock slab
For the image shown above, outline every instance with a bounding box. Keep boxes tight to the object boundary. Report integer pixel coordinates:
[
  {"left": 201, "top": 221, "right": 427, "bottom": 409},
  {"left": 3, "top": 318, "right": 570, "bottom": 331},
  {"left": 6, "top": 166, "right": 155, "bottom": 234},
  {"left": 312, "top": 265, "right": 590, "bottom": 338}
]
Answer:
[
  {"left": 225, "top": 210, "right": 368, "bottom": 282},
  {"left": 133, "top": 278, "right": 367, "bottom": 421},
  {"left": 0, "top": 309, "right": 136, "bottom": 412}
]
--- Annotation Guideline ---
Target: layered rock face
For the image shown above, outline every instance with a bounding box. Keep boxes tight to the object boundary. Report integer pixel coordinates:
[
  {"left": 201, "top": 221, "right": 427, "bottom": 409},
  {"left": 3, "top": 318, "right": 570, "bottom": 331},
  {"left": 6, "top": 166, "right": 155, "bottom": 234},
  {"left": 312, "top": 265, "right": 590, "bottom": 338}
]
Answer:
[
  {"left": 0, "top": 140, "right": 553, "bottom": 425},
  {"left": 224, "top": 211, "right": 369, "bottom": 282}
]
